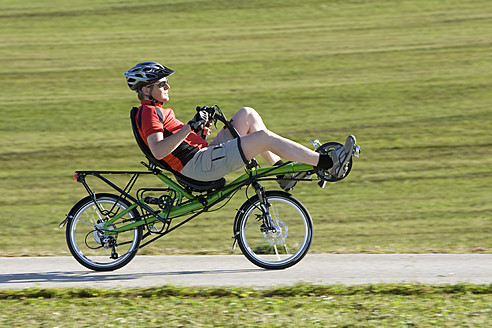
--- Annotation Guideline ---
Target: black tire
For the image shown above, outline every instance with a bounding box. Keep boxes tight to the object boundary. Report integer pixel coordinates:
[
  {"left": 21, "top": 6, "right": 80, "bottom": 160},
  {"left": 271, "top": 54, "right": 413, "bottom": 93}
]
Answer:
[
  {"left": 66, "top": 193, "right": 143, "bottom": 271},
  {"left": 235, "top": 191, "right": 313, "bottom": 270}
]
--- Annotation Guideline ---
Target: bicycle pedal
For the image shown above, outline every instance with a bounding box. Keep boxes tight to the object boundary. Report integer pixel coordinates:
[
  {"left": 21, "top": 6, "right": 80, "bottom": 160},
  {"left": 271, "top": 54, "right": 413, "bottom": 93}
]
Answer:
[{"left": 353, "top": 145, "right": 361, "bottom": 158}]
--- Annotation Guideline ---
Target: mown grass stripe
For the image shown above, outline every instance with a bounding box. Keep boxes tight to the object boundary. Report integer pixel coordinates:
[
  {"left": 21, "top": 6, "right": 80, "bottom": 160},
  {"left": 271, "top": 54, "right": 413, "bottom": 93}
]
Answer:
[{"left": 1, "top": 283, "right": 492, "bottom": 300}]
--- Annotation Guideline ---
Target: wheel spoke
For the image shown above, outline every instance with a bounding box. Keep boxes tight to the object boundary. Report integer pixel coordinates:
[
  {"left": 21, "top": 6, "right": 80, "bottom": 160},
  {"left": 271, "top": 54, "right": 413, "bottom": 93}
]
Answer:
[
  {"left": 93, "top": 204, "right": 105, "bottom": 221},
  {"left": 273, "top": 244, "right": 281, "bottom": 260},
  {"left": 77, "top": 219, "right": 96, "bottom": 227},
  {"left": 282, "top": 242, "right": 289, "bottom": 255}
]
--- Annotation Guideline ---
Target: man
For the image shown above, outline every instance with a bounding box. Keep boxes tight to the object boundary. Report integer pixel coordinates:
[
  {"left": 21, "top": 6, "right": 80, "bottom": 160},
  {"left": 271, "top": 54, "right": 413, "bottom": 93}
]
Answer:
[{"left": 124, "top": 61, "right": 356, "bottom": 191}]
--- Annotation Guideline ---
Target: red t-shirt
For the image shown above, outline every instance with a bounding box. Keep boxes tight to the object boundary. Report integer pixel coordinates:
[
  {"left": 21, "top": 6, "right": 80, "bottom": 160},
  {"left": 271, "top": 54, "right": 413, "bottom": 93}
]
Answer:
[{"left": 137, "top": 100, "right": 208, "bottom": 172}]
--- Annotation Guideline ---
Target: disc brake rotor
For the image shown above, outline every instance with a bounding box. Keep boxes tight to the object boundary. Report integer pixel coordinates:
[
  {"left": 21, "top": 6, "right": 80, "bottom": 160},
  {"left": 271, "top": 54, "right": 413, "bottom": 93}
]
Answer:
[{"left": 263, "top": 220, "right": 288, "bottom": 245}]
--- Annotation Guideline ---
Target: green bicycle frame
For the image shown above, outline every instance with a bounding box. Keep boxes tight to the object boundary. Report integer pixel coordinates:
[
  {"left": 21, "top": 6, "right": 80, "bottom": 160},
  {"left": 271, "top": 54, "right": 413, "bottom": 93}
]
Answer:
[{"left": 98, "top": 162, "right": 314, "bottom": 235}]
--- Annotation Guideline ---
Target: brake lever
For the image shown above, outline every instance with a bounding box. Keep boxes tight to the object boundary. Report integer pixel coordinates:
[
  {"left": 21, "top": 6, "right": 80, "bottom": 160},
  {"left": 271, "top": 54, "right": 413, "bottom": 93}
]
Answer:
[{"left": 196, "top": 104, "right": 231, "bottom": 135}]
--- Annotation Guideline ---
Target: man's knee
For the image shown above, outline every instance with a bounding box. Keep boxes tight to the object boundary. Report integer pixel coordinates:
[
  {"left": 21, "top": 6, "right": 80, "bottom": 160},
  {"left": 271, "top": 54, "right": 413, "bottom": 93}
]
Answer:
[
  {"left": 240, "top": 129, "right": 273, "bottom": 159},
  {"left": 230, "top": 107, "right": 263, "bottom": 135},
  {"left": 237, "top": 106, "right": 257, "bottom": 119}
]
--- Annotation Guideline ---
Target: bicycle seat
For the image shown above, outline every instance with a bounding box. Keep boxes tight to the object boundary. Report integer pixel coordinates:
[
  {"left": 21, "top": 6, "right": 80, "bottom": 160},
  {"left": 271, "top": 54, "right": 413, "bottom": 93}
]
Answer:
[{"left": 130, "top": 107, "right": 226, "bottom": 192}]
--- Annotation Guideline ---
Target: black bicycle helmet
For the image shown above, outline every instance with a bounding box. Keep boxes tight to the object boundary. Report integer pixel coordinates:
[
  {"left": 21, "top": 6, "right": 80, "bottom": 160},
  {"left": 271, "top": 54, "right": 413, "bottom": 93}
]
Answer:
[{"left": 124, "top": 61, "right": 175, "bottom": 91}]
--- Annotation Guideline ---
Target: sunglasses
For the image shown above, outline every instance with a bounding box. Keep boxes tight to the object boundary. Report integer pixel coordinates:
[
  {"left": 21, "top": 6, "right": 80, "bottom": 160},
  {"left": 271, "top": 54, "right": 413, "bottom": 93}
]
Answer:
[{"left": 151, "top": 79, "right": 169, "bottom": 88}]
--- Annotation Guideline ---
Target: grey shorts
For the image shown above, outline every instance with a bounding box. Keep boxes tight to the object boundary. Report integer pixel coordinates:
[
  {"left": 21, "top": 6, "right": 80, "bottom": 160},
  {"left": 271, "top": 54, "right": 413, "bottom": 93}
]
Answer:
[{"left": 180, "top": 127, "right": 246, "bottom": 181}]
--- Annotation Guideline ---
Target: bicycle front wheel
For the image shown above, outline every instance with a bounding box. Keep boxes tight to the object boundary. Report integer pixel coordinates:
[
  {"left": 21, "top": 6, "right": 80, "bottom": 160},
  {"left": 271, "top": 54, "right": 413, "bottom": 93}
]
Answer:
[
  {"left": 235, "top": 191, "right": 313, "bottom": 270},
  {"left": 66, "top": 193, "right": 143, "bottom": 271}
]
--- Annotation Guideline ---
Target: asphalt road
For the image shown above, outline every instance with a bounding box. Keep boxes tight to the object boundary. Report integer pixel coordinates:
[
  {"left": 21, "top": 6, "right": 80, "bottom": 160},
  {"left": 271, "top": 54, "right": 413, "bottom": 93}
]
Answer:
[{"left": 1, "top": 254, "right": 491, "bottom": 289}]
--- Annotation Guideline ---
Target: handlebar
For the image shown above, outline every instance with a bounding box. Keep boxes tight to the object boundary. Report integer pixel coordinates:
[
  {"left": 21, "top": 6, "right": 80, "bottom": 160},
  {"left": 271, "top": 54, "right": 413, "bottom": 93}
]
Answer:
[
  {"left": 195, "top": 104, "right": 228, "bottom": 125},
  {"left": 195, "top": 104, "right": 242, "bottom": 143}
]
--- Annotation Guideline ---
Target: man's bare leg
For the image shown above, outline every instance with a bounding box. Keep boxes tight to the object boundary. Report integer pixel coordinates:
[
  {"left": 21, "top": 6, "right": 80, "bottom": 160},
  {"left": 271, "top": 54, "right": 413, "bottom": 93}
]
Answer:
[
  {"left": 227, "top": 107, "right": 285, "bottom": 165},
  {"left": 238, "top": 129, "right": 320, "bottom": 166}
]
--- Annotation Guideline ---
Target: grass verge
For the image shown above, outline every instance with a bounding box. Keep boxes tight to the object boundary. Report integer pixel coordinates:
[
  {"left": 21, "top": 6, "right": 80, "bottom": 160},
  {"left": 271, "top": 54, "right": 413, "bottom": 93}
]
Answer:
[{"left": 1, "top": 283, "right": 491, "bottom": 327}]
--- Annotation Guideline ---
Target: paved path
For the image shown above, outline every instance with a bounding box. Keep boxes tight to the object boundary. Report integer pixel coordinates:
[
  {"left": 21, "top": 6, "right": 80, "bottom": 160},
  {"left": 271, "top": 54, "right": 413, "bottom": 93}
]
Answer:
[{"left": 1, "top": 254, "right": 491, "bottom": 289}]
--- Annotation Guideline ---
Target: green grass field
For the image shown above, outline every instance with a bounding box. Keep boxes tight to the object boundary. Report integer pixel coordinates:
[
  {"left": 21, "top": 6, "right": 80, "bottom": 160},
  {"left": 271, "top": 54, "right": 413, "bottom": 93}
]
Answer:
[{"left": 0, "top": 0, "right": 490, "bottom": 258}]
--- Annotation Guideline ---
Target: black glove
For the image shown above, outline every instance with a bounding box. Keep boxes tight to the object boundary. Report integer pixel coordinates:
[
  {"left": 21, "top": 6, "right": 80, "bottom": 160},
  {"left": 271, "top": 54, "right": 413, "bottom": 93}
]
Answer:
[{"left": 187, "top": 110, "right": 208, "bottom": 133}]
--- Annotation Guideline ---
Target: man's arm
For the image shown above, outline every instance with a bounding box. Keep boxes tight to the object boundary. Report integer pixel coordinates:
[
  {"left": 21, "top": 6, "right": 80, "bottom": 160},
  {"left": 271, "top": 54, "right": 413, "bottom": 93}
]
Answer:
[
  {"left": 147, "top": 110, "right": 208, "bottom": 160},
  {"left": 147, "top": 124, "right": 192, "bottom": 160}
]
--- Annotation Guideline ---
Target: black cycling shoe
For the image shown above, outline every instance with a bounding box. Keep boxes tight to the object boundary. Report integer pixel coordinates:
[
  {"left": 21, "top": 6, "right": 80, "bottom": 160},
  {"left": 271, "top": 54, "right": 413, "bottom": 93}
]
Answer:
[{"left": 327, "top": 135, "right": 357, "bottom": 179}]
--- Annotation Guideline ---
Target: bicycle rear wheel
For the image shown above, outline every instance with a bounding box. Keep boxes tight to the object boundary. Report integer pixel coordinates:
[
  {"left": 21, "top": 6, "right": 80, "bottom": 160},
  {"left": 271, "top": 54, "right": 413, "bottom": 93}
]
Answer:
[
  {"left": 66, "top": 193, "right": 142, "bottom": 271},
  {"left": 235, "top": 191, "right": 313, "bottom": 270}
]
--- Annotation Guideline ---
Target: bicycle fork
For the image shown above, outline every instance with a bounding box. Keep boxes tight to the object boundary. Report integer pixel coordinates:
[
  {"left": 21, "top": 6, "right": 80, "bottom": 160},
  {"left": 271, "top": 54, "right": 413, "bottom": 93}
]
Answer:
[
  {"left": 252, "top": 182, "right": 277, "bottom": 233},
  {"left": 232, "top": 182, "right": 275, "bottom": 250}
]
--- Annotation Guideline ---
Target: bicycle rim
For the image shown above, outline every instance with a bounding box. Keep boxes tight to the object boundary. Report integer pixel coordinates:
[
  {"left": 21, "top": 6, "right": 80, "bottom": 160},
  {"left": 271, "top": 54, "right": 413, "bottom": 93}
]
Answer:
[{"left": 237, "top": 192, "right": 312, "bottom": 270}]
